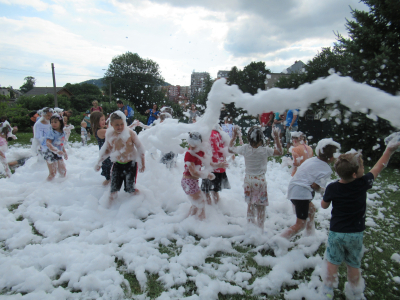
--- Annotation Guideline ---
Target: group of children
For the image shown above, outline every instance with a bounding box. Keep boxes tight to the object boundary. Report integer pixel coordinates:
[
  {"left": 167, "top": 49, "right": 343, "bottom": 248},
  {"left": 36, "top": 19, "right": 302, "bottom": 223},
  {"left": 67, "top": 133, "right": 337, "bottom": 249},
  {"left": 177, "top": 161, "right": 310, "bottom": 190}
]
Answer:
[{"left": 3, "top": 104, "right": 400, "bottom": 299}]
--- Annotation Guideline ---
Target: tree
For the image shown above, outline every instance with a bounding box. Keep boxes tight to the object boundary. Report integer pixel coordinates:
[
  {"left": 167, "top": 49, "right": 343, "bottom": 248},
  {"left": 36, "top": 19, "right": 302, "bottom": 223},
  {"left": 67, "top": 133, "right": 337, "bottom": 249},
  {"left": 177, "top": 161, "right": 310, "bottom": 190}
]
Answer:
[
  {"left": 20, "top": 76, "right": 36, "bottom": 94},
  {"left": 227, "top": 62, "right": 271, "bottom": 95},
  {"left": 103, "top": 52, "right": 165, "bottom": 114},
  {"left": 64, "top": 83, "right": 102, "bottom": 97},
  {"left": 336, "top": 0, "right": 400, "bottom": 95}
]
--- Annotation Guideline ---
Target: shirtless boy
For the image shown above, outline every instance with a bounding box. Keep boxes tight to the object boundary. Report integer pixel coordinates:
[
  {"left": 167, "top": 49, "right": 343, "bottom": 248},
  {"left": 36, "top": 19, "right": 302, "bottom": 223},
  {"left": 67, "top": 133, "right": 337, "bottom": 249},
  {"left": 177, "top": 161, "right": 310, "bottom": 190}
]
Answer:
[{"left": 95, "top": 111, "right": 145, "bottom": 205}]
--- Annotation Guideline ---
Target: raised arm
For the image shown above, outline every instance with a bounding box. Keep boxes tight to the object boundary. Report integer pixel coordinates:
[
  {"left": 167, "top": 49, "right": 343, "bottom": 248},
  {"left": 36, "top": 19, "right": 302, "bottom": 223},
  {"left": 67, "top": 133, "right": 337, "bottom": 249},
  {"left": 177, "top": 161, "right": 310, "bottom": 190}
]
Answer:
[
  {"left": 228, "top": 127, "right": 238, "bottom": 153},
  {"left": 370, "top": 142, "right": 400, "bottom": 179},
  {"left": 131, "top": 130, "right": 145, "bottom": 172}
]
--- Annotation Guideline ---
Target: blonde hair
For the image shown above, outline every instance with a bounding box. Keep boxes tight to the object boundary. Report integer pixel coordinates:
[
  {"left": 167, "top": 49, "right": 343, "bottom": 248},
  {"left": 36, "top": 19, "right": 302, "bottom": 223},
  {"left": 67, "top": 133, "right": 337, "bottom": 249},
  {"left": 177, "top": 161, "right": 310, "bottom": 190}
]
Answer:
[
  {"left": 92, "top": 100, "right": 98, "bottom": 105},
  {"left": 81, "top": 121, "right": 87, "bottom": 127},
  {"left": 335, "top": 152, "right": 363, "bottom": 181}
]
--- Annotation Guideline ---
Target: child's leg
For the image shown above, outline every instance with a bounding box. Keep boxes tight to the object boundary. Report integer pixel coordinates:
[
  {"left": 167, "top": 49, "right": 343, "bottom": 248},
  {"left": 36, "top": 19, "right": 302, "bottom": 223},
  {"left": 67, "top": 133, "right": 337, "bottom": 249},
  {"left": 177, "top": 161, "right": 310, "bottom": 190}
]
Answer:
[
  {"left": 57, "top": 159, "right": 66, "bottom": 177},
  {"left": 305, "top": 202, "right": 316, "bottom": 236},
  {"left": 281, "top": 200, "right": 309, "bottom": 239},
  {"left": 281, "top": 218, "right": 306, "bottom": 239},
  {"left": 247, "top": 203, "right": 256, "bottom": 224},
  {"left": 324, "top": 261, "right": 339, "bottom": 287},
  {"left": 188, "top": 191, "right": 206, "bottom": 220},
  {"left": 46, "top": 162, "right": 57, "bottom": 181},
  {"left": 211, "top": 191, "right": 219, "bottom": 204},
  {"left": 347, "top": 265, "right": 361, "bottom": 287},
  {"left": 205, "top": 192, "right": 212, "bottom": 205},
  {"left": 344, "top": 266, "right": 364, "bottom": 300},
  {"left": 255, "top": 205, "right": 266, "bottom": 230}
]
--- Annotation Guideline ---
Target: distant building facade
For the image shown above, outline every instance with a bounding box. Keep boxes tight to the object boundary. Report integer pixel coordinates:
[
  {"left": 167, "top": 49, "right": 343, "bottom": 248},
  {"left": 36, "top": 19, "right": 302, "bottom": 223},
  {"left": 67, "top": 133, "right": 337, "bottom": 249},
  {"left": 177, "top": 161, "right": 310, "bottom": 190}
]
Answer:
[
  {"left": 284, "top": 60, "right": 306, "bottom": 74},
  {"left": 265, "top": 73, "right": 289, "bottom": 90},
  {"left": 217, "top": 70, "right": 230, "bottom": 79},
  {"left": 24, "top": 87, "right": 73, "bottom": 98},
  {"left": 190, "top": 71, "right": 210, "bottom": 100}
]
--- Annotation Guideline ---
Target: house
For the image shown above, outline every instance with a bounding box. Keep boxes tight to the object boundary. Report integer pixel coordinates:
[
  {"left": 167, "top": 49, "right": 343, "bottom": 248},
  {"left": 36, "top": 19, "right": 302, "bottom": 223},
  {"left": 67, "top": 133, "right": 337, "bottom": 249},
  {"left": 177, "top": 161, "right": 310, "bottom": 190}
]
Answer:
[
  {"left": 0, "top": 87, "right": 10, "bottom": 97},
  {"left": 284, "top": 60, "right": 306, "bottom": 74},
  {"left": 24, "top": 87, "right": 73, "bottom": 98}
]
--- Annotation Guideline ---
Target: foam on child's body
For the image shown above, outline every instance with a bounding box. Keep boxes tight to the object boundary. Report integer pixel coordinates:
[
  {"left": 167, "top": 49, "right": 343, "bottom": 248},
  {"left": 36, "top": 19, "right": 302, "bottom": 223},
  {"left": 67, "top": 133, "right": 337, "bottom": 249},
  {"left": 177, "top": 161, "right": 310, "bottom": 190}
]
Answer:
[{"left": 315, "top": 138, "right": 341, "bottom": 157}]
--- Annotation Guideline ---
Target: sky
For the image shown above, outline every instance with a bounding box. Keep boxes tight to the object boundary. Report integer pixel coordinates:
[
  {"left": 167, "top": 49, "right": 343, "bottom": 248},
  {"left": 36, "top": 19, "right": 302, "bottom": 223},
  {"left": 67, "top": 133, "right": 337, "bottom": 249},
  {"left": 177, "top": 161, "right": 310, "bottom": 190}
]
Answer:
[{"left": 0, "top": 0, "right": 369, "bottom": 90}]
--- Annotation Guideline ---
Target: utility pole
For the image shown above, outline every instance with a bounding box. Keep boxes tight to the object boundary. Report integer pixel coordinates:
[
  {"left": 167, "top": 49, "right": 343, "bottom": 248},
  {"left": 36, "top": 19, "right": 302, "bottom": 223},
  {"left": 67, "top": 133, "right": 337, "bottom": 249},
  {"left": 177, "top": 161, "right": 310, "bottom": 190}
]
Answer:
[{"left": 51, "top": 63, "right": 58, "bottom": 107}]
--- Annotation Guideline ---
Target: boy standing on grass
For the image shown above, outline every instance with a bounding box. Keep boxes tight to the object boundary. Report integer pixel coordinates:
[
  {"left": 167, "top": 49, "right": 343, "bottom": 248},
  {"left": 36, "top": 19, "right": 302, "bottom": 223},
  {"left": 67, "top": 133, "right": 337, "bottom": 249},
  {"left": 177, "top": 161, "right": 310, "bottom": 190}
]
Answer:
[
  {"left": 281, "top": 139, "right": 340, "bottom": 240},
  {"left": 320, "top": 142, "right": 400, "bottom": 300}
]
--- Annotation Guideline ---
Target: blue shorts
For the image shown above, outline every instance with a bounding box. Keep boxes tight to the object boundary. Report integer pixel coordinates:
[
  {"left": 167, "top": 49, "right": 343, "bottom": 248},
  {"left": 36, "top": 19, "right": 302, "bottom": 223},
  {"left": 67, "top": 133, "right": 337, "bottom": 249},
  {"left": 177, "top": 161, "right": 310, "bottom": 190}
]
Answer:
[{"left": 325, "top": 231, "right": 364, "bottom": 268}]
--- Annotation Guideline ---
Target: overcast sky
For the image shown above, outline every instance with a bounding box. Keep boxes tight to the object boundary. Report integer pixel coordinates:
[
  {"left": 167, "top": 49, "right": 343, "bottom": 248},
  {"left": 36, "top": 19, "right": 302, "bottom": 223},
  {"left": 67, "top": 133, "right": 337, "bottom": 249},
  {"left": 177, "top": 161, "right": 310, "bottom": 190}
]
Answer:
[{"left": 0, "top": 0, "right": 368, "bottom": 90}]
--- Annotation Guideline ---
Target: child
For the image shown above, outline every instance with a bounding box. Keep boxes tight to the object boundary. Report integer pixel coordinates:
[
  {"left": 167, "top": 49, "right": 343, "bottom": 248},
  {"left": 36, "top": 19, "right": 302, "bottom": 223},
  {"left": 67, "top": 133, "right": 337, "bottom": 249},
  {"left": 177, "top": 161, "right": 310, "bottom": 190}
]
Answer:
[
  {"left": 181, "top": 132, "right": 216, "bottom": 220},
  {"left": 81, "top": 121, "right": 88, "bottom": 146},
  {"left": 45, "top": 114, "right": 68, "bottom": 181},
  {"left": 33, "top": 107, "right": 53, "bottom": 156},
  {"left": 320, "top": 141, "right": 400, "bottom": 300},
  {"left": 95, "top": 111, "right": 145, "bottom": 206},
  {"left": 201, "top": 125, "right": 230, "bottom": 205},
  {"left": 290, "top": 131, "right": 313, "bottom": 176},
  {"left": 222, "top": 117, "right": 243, "bottom": 163},
  {"left": 63, "top": 115, "right": 74, "bottom": 147},
  {"left": 0, "top": 121, "right": 17, "bottom": 177},
  {"left": 281, "top": 138, "right": 340, "bottom": 239},
  {"left": 229, "top": 126, "right": 283, "bottom": 230},
  {"left": 158, "top": 112, "right": 177, "bottom": 168},
  {"left": 90, "top": 112, "right": 112, "bottom": 185},
  {"left": 83, "top": 111, "right": 92, "bottom": 136}
]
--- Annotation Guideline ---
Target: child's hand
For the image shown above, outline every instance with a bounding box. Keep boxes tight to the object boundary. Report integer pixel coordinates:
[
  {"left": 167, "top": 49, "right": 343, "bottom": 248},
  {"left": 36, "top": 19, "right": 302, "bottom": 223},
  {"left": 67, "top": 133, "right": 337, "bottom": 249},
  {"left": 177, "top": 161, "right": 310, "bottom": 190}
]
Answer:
[
  {"left": 64, "top": 152, "right": 68, "bottom": 160},
  {"left": 56, "top": 150, "right": 64, "bottom": 157},
  {"left": 207, "top": 173, "right": 216, "bottom": 180},
  {"left": 217, "top": 161, "right": 229, "bottom": 169},
  {"left": 139, "top": 165, "right": 145, "bottom": 173},
  {"left": 95, "top": 164, "right": 101, "bottom": 172}
]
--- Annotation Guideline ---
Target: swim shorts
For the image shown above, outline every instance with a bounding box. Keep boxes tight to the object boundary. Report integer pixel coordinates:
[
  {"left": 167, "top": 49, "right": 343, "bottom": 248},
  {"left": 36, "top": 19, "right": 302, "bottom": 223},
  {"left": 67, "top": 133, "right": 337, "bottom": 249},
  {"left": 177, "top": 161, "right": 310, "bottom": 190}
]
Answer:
[
  {"left": 290, "top": 199, "right": 312, "bottom": 220},
  {"left": 325, "top": 231, "right": 364, "bottom": 268},
  {"left": 110, "top": 161, "right": 137, "bottom": 193},
  {"left": 43, "top": 150, "right": 62, "bottom": 163},
  {"left": 181, "top": 178, "right": 200, "bottom": 195},
  {"left": 201, "top": 172, "right": 231, "bottom": 193}
]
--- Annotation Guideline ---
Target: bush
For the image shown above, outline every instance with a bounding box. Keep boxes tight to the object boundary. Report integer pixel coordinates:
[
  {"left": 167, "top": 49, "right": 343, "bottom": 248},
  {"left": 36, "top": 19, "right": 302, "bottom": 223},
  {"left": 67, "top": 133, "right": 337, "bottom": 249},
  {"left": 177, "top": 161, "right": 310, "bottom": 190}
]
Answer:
[
  {"left": 16, "top": 94, "right": 71, "bottom": 110},
  {"left": 0, "top": 101, "right": 31, "bottom": 131}
]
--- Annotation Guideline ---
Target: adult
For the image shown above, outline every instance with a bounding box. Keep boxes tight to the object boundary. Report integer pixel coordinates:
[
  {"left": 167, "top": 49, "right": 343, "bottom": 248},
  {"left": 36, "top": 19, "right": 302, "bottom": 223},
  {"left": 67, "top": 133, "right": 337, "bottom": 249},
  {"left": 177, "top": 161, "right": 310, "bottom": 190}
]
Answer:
[
  {"left": 273, "top": 112, "right": 285, "bottom": 145},
  {"left": 145, "top": 104, "right": 160, "bottom": 126},
  {"left": 116, "top": 100, "right": 134, "bottom": 125},
  {"left": 258, "top": 111, "right": 274, "bottom": 143},
  {"left": 290, "top": 132, "right": 313, "bottom": 176},
  {"left": 90, "top": 100, "right": 103, "bottom": 113},
  {"left": 188, "top": 103, "right": 200, "bottom": 124},
  {"left": 284, "top": 109, "right": 299, "bottom": 151}
]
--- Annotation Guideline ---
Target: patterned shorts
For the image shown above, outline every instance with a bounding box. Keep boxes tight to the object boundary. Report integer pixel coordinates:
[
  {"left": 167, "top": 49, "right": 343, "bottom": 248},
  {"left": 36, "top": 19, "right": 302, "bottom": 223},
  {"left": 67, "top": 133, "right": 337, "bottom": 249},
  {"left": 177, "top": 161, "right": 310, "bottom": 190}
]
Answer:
[
  {"left": 244, "top": 174, "right": 268, "bottom": 206},
  {"left": 181, "top": 178, "right": 200, "bottom": 195},
  {"left": 325, "top": 231, "right": 364, "bottom": 268}
]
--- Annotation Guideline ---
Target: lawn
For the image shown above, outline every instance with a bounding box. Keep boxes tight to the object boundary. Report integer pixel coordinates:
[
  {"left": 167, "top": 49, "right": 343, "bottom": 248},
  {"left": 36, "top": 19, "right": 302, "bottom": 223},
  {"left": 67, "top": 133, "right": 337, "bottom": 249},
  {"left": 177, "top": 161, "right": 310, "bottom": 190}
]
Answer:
[{"left": 1, "top": 134, "right": 399, "bottom": 299}]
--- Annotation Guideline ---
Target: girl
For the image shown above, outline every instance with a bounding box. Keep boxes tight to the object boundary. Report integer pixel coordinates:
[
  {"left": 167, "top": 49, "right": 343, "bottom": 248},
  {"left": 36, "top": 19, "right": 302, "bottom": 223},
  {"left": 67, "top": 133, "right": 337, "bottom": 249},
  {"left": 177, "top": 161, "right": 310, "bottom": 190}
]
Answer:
[
  {"left": 0, "top": 121, "right": 15, "bottom": 177},
  {"left": 229, "top": 126, "right": 283, "bottom": 230},
  {"left": 181, "top": 132, "right": 215, "bottom": 220},
  {"left": 45, "top": 114, "right": 68, "bottom": 181},
  {"left": 90, "top": 112, "right": 112, "bottom": 185},
  {"left": 63, "top": 115, "right": 74, "bottom": 147},
  {"left": 33, "top": 107, "right": 53, "bottom": 156}
]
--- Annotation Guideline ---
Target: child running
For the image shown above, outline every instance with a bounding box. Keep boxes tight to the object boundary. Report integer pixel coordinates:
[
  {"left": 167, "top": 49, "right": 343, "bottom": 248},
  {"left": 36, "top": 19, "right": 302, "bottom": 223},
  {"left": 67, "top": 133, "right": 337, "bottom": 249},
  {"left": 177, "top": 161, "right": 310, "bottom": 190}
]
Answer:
[
  {"left": 90, "top": 112, "right": 112, "bottom": 185},
  {"left": 181, "top": 132, "right": 216, "bottom": 220},
  {"left": 320, "top": 140, "right": 400, "bottom": 300},
  {"left": 45, "top": 114, "right": 68, "bottom": 181},
  {"left": 290, "top": 131, "right": 313, "bottom": 176},
  {"left": 81, "top": 121, "right": 88, "bottom": 146},
  {"left": 95, "top": 111, "right": 145, "bottom": 206},
  {"left": 229, "top": 126, "right": 283, "bottom": 230},
  {"left": 281, "top": 138, "right": 340, "bottom": 239},
  {"left": 63, "top": 115, "right": 74, "bottom": 147}
]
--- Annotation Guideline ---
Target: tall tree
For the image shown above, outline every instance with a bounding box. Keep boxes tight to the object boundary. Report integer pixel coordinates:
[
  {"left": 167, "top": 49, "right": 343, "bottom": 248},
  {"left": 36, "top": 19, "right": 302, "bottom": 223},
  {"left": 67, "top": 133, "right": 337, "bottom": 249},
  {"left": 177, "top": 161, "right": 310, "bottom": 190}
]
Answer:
[
  {"left": 227, "top": 62, "right": 271, "bottom": 95},
  {"left": 64, "top": 83, "right": 102, "bottom": 97},
  {"left": 20, "top": 76, "right": 36, "bottom": 94},
  {"left": 103, "top": 52, "right": 165, "bottom": 114},
  {"left": 336, "top": 0, "right": 400, "bottom": 95}
]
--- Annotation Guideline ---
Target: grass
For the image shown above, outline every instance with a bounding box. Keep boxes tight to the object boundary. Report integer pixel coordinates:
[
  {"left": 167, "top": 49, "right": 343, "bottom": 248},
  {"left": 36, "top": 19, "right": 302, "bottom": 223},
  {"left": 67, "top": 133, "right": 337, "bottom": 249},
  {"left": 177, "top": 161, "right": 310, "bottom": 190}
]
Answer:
[{"left": 2, "top": 137, "right": 400, "bottom": 299}]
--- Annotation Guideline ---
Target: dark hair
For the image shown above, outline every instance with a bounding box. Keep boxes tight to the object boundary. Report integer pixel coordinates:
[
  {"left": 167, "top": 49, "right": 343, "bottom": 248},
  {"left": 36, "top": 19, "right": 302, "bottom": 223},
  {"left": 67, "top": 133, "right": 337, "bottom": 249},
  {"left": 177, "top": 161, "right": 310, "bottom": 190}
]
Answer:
[
  {"left": 0, "top": 123, "right": 10, "bottom": 136},
  {"left": 50, "top": 115, "right": 64, "bottom": 131},
  {"left": 153, "top": 103, "right": 158, "bottom": 110},
  {"left": 110, "top": 112, "right": 123, "bottom": 123},
  {"left": 247, "top": 126, "right": 265, "bottom": 148},
  {"left": 335, "top": 153, "right": 362, "bottom": 181},
  {"left": 318, "top": 144, "right": 338, "bottom": 162},
  {"left": 116, "top": 100, "right": 123, "bottom": 105},
  {"left": 188, "top": 132, "right": 202, "bottom": 143},
  {"left": 63, "top": 115, "right": 69, "bottom": 122},
  {"left": 0, "top": 116, "right": 7, "bottom": 122},
  {"left": 90, "top": 111, "right": 105, "bottom": 135}
]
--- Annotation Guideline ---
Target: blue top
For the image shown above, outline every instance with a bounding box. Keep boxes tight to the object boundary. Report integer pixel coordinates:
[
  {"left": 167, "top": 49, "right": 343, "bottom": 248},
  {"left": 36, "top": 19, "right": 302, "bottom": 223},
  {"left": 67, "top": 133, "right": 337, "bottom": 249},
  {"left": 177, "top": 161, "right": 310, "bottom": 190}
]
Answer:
[
  {"left": 147, "top": 109, "right": 160, "bottom": 125},
  {"left": 285, "top": 109, "right": 299, "bottom": 127},
  {"left": 46, "top": 129, "right": 66, "bottom": 153},
  {"left": 84, "top": 115, "right": 91, "bottom": 128}
]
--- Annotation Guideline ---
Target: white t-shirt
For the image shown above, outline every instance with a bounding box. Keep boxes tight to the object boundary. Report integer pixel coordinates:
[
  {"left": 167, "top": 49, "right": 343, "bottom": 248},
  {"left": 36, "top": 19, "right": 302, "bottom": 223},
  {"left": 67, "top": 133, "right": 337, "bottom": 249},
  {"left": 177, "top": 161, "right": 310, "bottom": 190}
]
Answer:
[
  {"left": 34, "top": 121, "right": 51, "bottom": 151},
  {"left": 287, "top": 157, "right": 332, "bottom": 200},
  {"left": 233, "top": 144, "right": 274, "bottom": 175}
]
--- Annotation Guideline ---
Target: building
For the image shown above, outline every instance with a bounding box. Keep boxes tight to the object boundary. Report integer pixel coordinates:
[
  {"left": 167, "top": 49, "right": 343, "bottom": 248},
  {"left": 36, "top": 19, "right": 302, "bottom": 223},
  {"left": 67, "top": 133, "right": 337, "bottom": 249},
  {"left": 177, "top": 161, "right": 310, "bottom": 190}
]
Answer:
[
  {"left": 283, "top": 60, "right": 306, "bottom": 74},
  {"left": 24, "top": 87, "right": 73, "bottom": 98},
  {"left": 265, "top": 73, "right": 289, "bottom": 90},
  {"left": 217, "top": 70, "right": 230, "bottom": 79},
  {"left": 0, "top": 87, "right": 10, "bottom": 97},
  {"left": 190, "top": 71, "right": 210, "bottom": 100}
]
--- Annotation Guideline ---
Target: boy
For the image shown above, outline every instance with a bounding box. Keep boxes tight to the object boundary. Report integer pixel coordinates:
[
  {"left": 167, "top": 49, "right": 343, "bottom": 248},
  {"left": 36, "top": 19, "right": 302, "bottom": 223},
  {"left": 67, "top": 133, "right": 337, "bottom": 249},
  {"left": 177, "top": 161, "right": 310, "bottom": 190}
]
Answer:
[
  {"left": 81, "top": 121, "right": 88, "bottom": 146},
  {"left": 95, "top": 111, "right": 145, "bottom": 206},
  {"left": 281, "top": 138, "right": 340, "bottom": 239},
  {"left": 320, "top": 142, "right": 400, "bottom": 300},
  {"left": 290, "top": 131, "right": 313, "bottom": 176}
]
